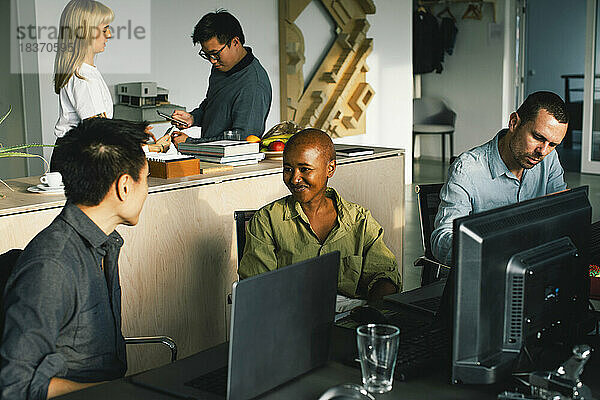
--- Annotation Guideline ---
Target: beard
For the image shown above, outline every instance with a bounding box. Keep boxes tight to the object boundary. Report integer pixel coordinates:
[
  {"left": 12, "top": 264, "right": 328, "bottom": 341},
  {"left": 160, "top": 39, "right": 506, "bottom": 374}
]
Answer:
[{"left": 509, "top": 138, "right": 542, "bottom": 169}]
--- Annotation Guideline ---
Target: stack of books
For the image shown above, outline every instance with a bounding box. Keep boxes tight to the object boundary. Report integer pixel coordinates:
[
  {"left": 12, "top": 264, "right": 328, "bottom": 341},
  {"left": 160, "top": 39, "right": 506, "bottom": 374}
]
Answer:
[{"left": 177, "top": 140, "right": 264, "bottom": 166}]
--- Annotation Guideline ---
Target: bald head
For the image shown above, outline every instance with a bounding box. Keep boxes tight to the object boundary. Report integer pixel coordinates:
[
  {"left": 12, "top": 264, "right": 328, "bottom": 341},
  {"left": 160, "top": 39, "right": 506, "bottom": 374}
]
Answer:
[
  {"left": 282, "top": 128, "right": 336, "bottom": 203},
  {"left": 284, "top": 128, "right": 336, "bottom": 162}
]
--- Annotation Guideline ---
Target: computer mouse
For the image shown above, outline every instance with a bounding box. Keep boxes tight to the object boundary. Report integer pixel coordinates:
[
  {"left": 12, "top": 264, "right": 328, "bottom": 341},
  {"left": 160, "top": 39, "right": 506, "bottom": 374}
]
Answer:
[
  {"left": 349, "top": 305, "right": 388, "bottom": 325},
  {"left": 317, "top": 383, "right": 375, "bottom": 400}
]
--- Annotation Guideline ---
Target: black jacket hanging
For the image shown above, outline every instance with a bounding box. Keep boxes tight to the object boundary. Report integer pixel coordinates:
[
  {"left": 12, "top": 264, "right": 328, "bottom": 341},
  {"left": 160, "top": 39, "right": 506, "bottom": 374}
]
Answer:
[
  {"left": 440, "top": 17, "right": 458, "bottom": 55},
  {"left": 413, "top": 9, "right": 444, "bottom": 74}
]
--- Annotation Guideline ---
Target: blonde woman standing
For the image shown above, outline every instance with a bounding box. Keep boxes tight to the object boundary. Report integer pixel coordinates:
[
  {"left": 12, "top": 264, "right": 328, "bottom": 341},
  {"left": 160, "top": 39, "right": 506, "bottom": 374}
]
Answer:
[{"left": 53, "top": 0, "right": 114, "bottom": 138}]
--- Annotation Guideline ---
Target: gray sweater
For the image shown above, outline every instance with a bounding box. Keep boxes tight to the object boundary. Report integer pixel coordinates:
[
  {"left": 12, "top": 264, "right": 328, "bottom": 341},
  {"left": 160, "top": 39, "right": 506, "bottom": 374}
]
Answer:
[{"left": 189, "top": 48, "right": 272, "bottom": 139}]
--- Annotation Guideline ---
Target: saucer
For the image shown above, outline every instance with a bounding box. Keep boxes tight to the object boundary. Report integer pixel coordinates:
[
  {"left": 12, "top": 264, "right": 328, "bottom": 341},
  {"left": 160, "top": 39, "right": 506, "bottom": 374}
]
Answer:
[
  {"left": 28, "top": 185, "right": 64, "bottom": 194},
  {"left": 37, "top": 183, "right": 64, "bottom": 191}
]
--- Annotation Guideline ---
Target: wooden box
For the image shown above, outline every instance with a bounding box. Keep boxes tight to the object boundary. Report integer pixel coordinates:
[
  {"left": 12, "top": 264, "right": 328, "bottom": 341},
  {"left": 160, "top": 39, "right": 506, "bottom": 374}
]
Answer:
[
  {"left": 148, "top": 158, "right": 200, "bottom": 179},
  {"left": 148, "top": 158, "right": 234, "bottom": 178}
]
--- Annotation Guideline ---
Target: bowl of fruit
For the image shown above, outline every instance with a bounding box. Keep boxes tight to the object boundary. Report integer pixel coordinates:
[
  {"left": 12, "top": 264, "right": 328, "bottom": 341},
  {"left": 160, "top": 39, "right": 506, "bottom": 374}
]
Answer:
[
  {"left": 257, "top": 121, "right": 302, "bottom": 160},
  {"left": 261, "top": 139, "right": 288, "bottom": 159}
]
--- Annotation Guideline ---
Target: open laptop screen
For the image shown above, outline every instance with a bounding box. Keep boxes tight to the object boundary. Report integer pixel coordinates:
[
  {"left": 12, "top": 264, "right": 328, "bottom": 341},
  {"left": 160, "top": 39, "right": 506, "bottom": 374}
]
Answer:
[{"left": 227, "top": 251, "right": 340, "bottom": 399}]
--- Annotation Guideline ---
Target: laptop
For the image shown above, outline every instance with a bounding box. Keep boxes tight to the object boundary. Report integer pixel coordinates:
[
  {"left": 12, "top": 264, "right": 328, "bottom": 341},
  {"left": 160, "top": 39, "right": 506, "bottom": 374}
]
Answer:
[
  {"left": 130, "top": 251, "right": 340, "bottom": 400},
  {"left": 384, "top": 279, "right": 446, "bottom": 316},
  {"left": 333, "top": 272, "right": 455, "bottom": 381}
]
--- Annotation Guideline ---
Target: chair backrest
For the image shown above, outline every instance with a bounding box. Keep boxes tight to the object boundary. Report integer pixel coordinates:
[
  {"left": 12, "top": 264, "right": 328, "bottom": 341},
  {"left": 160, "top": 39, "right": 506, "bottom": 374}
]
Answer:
[
  {"left": 234, "top": 210, "right": 257, "bottom": 266},
  {"left": 0, "top": 249, "right": 23, "bottom": 338},
  {"left": 413, "top": 97, "right": 457, "bottom": 126},
  {"left": 0, "top": 249, "right": 22, "bottom": 295},
  {"left": 415, "top": 184, "right": 444, "bottom": 259}
]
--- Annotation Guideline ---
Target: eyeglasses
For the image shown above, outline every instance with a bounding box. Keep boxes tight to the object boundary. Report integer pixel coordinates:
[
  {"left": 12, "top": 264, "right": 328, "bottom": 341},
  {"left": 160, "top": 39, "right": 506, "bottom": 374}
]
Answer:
[{"left": 198, "top": 39, "right": 231, "bottom": 61}]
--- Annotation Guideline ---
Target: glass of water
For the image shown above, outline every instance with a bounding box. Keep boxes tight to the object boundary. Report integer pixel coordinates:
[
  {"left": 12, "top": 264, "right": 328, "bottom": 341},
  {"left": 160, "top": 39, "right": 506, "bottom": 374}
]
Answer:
[
  {"left": 356, "top": 324, "right": 400, "bottom": 393},
  {"left": 222, "top": 129, "right": 245, "bottom": 141}
]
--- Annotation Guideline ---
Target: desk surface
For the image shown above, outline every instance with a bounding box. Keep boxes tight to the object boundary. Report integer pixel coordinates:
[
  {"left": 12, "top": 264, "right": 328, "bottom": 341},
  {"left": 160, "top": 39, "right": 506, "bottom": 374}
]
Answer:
[
  {"left": 57, "top": 338, "right": 600, "bottom": 400},
  {"left": 57, "top": 360, "right": 502, "bottom": 400},
  {"left": 0, "top": 145, "right": 402, "bottom": 218}
]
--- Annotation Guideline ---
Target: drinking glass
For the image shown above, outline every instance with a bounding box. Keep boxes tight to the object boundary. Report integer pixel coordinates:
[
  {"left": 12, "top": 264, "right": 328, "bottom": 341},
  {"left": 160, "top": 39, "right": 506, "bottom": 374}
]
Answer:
[
  {"left": 356, "top": 324, "right": 400, "bottom": 393},
  {"left": 222, "top": 129, "right": 245, "bottom": 141}
]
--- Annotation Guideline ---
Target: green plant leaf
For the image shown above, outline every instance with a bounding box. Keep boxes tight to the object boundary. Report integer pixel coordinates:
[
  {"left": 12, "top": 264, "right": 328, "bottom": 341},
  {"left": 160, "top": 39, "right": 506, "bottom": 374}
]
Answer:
[
  {"left": 0, "top": 105, "right": 12, "bottom": 126},
  {"left": 0, "top": 143, "right": 54, "bottom": 153},
  {"left": 0, "top": 152, "right": 41, "bottom": 158}
]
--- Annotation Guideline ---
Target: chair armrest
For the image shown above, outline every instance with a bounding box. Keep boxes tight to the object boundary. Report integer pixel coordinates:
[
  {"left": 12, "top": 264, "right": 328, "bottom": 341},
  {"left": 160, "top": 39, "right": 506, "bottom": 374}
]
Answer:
[
  {"left": 124, "top": 336, "right": 177, "bottom": 362},
  {"left": 413, "top": 256, "right": 451, "bottom": 270}
]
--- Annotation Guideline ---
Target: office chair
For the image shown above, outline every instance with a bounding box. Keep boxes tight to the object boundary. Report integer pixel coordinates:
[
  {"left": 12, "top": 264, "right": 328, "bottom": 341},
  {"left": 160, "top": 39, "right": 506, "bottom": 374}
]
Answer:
[
  {"left": 413, "top": 98, "right": 456, "bottom": 163},
  {"left": 228, "top": 210, "right": 257, "bottom": 306},
  {"left": 234, "top": 210, "right": 257, "bottom": 266},
  {"left": 0, "top": 249, "right": 177, "bottom": 363},
  {"left": 413, "top": 184, "right": 451, "bottom": 286},
  {"left": 222, "top": 210, "right": 259, "bottom": 339}
]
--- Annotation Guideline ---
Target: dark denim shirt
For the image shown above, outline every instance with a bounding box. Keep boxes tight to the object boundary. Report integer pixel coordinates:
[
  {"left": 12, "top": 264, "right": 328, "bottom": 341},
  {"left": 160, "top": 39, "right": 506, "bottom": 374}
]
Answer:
[{"left": 0, "top": 203, "right": 127, "bottom": 400}]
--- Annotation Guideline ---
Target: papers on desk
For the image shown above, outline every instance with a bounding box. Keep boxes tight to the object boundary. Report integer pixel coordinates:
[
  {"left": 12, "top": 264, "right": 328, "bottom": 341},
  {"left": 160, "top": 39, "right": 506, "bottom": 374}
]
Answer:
[
  {"left": 336, "top": 147, "right": 374, "bottom": 157},
  {"left": 146, "top": 152, "right": 194, "bottom": 163},
  {"left": 335, "top": 295, "right": 366, "bottom": 313}
]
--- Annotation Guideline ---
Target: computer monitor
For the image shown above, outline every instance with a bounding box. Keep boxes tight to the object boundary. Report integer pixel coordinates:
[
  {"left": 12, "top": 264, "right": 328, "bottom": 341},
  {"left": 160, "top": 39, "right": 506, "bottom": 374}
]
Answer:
[{"left": 451, "top": 187, "right": 592, "bottom": 385}]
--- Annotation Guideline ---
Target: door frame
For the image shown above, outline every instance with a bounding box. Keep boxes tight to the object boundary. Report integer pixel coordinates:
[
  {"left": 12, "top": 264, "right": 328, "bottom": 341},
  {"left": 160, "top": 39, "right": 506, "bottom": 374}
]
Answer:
[
  {"left": 581, "top": 0, "right": 600, "bottom": 174},
  {"left": 515, "top": 0, "right": 526, "bottom": 108}
]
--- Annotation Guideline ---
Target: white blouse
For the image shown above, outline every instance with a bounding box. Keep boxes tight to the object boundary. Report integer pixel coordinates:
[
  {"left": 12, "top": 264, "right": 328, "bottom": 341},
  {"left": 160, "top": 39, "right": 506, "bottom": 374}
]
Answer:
[{"left": 54, "top": 63, "right": 113, "bottom": 138}]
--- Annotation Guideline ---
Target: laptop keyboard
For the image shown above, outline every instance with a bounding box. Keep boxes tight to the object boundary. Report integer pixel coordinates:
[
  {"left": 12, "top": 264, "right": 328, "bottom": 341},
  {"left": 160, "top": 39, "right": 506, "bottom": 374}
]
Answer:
[
  {"left": 410, "top": 296, "right": 442, "bottom": 313},
  {"left": 394, "top": 326, "right": 450, "bottom": 380},
  {"left": 336, "top": 306, "right": 451, "bottom": 381},
  {"left": 184, "top": 366, "right": 228, "bottom": 396}
]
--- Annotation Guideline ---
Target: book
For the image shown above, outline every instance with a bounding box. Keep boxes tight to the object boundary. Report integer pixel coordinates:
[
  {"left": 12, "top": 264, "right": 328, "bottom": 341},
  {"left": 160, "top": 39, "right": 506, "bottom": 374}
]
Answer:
[
  {"left": 178, "top": 140, "right": 260, "bottom": 157},
  {"left": 336, "top": 147, "right": 375, "bottom": 157},
  {"left": 195, "top": 152, "right": 265, "bottom": 164},
  {"left": 222, "top": 158, "right": 262, "bottom": 167}
]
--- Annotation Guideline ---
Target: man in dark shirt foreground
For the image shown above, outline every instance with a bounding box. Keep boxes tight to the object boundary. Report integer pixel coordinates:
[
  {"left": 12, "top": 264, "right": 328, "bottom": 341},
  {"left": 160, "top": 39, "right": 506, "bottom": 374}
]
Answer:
[
  {"left": 171, "top": 9, "right": 272, "bottom": 141},
  {"left": 0, "top": 119, "right": 150, "bottom": 399}
]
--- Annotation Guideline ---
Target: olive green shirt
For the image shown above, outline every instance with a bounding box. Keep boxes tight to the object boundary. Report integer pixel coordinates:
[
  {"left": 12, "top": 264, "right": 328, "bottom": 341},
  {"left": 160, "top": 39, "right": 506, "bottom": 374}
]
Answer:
[{"left": 238, "top": 188, "right": 401, "bottom": 299}]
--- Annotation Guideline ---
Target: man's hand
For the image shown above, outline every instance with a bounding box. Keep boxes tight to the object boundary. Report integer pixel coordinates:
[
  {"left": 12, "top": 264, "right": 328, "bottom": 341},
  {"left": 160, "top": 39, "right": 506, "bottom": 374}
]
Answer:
[
  {"left": 144, "top": 125, "right": 157, "bottom": 143},
  {"left": 171, "top": 110, "right": 193, "bottom": 129},
  {"left": 156, "top": 133, "right": 172, "bottom": 151},
  {"left": 171, "top": 131, "right": 189, "bottom": 148},
  {"left": 146, "top": 133, "right": 173, "bottom": 152},
  {"left": 47, "top": 377, "right": 105, "bottom": 399},
  {"left": 368, "top": 279, "right": 398, "bottom": 302}
]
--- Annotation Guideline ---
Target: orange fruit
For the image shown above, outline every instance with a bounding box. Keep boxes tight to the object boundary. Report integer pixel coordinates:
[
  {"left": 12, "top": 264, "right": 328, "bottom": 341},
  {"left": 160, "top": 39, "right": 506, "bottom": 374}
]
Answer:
[{"left": 245, "top": 135, "right": 261, "bottom": 143}]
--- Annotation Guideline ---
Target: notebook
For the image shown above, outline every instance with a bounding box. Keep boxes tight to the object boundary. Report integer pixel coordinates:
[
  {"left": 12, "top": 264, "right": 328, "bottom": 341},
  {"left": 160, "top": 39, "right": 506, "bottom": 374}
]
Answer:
[{"left": 336, "top": 147, "right": 375, "bottom": 157}]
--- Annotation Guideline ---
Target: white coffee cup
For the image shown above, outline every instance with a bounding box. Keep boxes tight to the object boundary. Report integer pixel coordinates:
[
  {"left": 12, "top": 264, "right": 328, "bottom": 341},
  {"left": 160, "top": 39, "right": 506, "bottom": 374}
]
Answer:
[{"left": 40, "top": 172, "right": 63, "bottom": 188}]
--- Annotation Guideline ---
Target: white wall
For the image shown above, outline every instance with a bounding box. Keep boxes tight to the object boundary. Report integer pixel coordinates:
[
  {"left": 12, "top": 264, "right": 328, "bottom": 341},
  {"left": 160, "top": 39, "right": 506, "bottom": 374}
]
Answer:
[
  {"left": 35, "top": 0, "right": 280, "bottom": 159},
  {"left": 419, "top": 1, "right": 509, "bottom": 159},
  {"left": 335, "top": 0, "right": 414, "bottom": 182},
  {"left": 296, "top": 0, "right": 337, "bottom": 91},
  {"left": 31, "top": 0, "right": 413, "bottom": 182}
]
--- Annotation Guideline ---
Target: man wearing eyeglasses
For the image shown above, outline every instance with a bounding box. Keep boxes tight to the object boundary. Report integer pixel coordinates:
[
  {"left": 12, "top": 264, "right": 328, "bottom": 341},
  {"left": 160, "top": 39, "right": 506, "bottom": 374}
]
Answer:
[{"left": 171, "top": 10, "right": 272, "bottom": 142}]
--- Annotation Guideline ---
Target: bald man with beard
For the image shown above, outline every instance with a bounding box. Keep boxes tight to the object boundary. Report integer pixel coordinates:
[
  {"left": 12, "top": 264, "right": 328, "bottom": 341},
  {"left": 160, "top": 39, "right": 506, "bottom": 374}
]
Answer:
[{"left": 238, "top": 128, "right": 400, "bottom": 301}]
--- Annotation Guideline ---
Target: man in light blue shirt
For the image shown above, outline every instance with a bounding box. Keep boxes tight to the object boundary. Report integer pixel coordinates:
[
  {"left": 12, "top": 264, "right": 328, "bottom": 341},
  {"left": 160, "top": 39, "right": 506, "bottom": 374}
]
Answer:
[{"left": 431, "top": 91, "right": 569, "bottom": 265}]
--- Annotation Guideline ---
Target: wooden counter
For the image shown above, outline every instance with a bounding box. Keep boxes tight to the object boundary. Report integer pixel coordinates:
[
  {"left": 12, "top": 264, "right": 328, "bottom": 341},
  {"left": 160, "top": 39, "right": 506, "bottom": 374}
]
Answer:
[{"left": 0, "top": 145, "right": 404, "bottom": 374}]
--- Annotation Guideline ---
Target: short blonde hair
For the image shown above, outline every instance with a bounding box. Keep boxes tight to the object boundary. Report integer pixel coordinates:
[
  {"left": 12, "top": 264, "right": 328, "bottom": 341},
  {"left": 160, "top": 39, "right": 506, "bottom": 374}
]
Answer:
[{"left": 53, "top": 0, "right": 114, "bottom": 94}]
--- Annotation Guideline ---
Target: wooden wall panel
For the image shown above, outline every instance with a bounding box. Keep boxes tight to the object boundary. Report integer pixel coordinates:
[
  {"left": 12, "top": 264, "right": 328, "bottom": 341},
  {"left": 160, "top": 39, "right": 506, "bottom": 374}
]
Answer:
[{"left": 279, "top": 0, "right": 376, "bottom": 137}]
